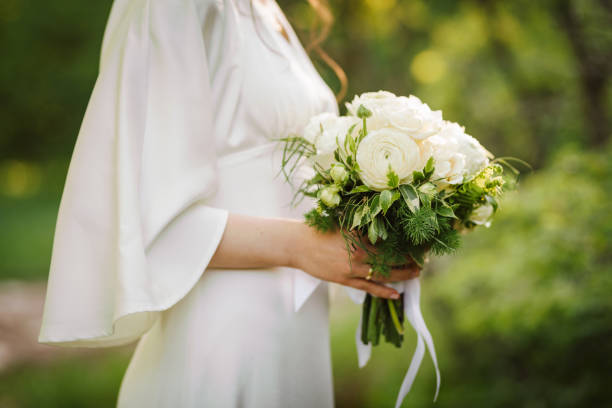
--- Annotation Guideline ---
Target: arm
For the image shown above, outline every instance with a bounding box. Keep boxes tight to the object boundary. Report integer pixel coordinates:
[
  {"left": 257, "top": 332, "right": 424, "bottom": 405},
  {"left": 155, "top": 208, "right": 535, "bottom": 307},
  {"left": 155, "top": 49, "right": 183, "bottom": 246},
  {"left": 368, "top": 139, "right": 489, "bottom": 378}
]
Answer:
[{"left": 208, "top": 213, "right": 420, "bottom": 299}]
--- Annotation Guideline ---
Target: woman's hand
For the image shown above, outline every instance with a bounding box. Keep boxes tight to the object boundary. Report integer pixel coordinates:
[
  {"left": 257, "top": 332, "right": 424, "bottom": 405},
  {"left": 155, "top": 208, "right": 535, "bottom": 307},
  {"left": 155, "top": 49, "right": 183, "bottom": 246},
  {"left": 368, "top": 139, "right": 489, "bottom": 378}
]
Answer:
[{"left": 287, "top": 222, "right": 420, "bottom": 299}]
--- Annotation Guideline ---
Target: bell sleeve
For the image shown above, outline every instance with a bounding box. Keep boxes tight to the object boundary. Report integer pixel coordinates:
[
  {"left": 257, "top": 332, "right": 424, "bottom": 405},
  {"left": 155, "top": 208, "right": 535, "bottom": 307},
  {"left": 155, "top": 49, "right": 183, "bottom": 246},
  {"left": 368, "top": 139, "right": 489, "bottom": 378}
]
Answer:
[{"left": 38, "top": 0, "right": 230, "bottom": 347}]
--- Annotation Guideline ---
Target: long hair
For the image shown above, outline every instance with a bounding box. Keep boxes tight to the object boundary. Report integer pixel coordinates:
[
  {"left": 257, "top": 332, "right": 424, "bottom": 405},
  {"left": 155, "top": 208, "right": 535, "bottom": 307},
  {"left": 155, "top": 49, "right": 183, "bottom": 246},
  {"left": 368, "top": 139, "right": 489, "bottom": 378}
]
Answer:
[{"left": 250, "top": 0, "right": 348, "bottom": 102}]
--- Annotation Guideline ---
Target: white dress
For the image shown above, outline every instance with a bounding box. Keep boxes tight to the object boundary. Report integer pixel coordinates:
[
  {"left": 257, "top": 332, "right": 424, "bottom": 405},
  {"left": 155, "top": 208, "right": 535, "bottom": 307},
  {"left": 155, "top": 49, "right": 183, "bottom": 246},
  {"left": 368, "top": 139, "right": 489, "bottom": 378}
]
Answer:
[{"left": 38, "top": 0, "right": 339, "bottom": 406}]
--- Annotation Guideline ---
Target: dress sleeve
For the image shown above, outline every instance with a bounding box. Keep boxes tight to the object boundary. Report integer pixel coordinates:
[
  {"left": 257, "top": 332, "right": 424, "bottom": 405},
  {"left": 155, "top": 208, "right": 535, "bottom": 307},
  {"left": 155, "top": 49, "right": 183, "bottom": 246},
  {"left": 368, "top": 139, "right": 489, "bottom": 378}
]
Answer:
[{"left": 38, "top": 0, "right": 230, "bottom": 347}]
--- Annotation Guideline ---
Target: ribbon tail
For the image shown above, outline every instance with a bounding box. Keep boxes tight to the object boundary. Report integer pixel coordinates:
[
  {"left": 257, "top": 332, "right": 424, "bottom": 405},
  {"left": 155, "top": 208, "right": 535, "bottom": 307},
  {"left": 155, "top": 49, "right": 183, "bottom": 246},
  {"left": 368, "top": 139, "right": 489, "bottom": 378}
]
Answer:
[
  {"left": 394, "top": 334, "right": 425, "bottom": 408},
  {"left": 406, "top": 279, "right": 441, "bottom": 401},
  {"left": 394, "top": 278, "right": 441, "bottom": 408},
  {"left": 355, "top": 312, "right": 372, "bottom": 368}
]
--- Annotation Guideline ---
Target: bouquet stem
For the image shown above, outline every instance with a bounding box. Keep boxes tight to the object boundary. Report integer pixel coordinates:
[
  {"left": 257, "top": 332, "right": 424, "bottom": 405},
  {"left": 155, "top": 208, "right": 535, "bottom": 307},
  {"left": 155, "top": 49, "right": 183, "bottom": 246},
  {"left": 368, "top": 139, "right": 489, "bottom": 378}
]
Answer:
[
  {"left": 387, "top": 299, "right": 404, "bottom": 335},
  {"left": 361, "top": 293, "right": 405, "bottom": 347}
]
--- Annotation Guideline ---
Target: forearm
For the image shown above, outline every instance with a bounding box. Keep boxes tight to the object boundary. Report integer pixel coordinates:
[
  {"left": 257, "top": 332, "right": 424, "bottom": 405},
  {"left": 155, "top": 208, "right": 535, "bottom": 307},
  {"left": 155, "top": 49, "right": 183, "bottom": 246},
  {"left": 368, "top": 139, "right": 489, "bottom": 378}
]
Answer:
[
  {"left": 208, "top": 212, "right": 405, "bottom": 299},
  {"left": 208, "top": 212, "right": 304, "bottom": 269}
]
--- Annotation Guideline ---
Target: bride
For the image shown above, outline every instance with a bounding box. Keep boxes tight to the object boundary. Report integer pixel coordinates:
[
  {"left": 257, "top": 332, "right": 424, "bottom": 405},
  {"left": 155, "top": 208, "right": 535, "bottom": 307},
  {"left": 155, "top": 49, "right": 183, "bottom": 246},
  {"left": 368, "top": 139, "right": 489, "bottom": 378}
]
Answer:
[{"left": 38, "top": 0, "right": 419, "bottom": 406}]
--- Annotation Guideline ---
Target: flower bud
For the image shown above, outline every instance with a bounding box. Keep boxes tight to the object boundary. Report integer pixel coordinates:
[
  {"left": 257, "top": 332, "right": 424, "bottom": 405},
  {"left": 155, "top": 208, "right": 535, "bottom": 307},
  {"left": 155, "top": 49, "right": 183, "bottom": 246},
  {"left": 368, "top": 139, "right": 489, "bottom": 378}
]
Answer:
[
  {"left": 330, "top": 163, "right": 348, "bottom": 185},
  {"left": 356, "top": 104, "right": 372, "bottom": 119},
  {"left": 319, "top": 186, "right": 341, "bottom": 208}
]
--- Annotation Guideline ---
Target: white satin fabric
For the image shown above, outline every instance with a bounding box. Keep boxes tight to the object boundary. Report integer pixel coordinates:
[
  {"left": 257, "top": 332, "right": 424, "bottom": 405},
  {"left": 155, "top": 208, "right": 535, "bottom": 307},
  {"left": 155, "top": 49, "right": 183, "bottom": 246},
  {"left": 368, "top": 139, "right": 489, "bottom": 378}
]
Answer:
[{"left": 39, "top": 0, "right": 337, "bottom": 406}]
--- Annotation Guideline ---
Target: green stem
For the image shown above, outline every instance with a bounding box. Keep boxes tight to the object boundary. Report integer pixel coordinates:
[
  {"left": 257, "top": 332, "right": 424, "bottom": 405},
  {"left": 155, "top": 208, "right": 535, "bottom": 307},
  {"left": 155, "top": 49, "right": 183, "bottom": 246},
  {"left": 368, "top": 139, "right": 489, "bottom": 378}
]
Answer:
[
  {"left": 368, "top": 297, "right": 380, "bottom": 345},
  {"left": 387, "top": 299, "right": 404, "bottom": 335}
]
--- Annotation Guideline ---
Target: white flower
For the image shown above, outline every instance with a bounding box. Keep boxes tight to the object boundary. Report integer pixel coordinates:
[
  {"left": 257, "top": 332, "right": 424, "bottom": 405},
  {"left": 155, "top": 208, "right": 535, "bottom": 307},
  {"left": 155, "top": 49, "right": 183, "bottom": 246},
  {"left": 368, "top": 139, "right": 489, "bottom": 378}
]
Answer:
[
  {"left": 345, "top": 90, "right": 396, "bottom": 116},
  {"left": 319, "top": 185, "right": 341, "bottom": 208},
  {"left": 356, "top": 127, "right": 421, "bottom": 191},
  {"left": 419, "top": 135, "right": 466, "bottom": 185},
  {"left": 346, "top": 91, "right": 443, "bottom": 140},
  {"left": 469, "top": 203, "right": 494, "bottom": 227},
  {"left": 438, "top": 121, "right": 491, "bottom": 180},
  {"left": 420, "top": 121, "right": 491, "bottom": 185},
  {"left": 302, "top": 112, "right": 360, "bottom": 169}
]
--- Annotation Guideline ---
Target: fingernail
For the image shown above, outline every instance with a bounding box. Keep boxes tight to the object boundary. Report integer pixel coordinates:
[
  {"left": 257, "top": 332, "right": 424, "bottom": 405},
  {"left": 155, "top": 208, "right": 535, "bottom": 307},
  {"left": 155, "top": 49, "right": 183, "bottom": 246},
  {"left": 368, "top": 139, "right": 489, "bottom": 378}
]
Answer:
[{"left": 391, "top": 292, "right": 400, "bottom": 300}]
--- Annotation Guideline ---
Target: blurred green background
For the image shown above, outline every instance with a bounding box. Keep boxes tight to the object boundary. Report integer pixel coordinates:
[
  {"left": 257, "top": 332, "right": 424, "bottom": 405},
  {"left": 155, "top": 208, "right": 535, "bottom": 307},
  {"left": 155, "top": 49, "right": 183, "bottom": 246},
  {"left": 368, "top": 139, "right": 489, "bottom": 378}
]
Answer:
[{"left": 1, "top": 0, "right": 611, "bottom": 406}]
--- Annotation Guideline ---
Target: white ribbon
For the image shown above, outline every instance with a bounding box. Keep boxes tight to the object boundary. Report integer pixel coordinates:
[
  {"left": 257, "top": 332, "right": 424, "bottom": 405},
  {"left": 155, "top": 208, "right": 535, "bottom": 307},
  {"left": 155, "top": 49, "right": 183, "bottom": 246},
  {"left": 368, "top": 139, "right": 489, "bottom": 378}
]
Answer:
[{"left": 350, "top": 278, "right": 441, "bottom": 407}]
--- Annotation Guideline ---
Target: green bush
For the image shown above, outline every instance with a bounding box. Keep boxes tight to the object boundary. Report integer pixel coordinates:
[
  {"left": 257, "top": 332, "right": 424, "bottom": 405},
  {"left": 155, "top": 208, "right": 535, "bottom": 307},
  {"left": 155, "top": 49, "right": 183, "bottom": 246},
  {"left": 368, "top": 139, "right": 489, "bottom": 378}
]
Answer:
[{"left": 428, "top": 143, "right": 612, "bottom": 407}]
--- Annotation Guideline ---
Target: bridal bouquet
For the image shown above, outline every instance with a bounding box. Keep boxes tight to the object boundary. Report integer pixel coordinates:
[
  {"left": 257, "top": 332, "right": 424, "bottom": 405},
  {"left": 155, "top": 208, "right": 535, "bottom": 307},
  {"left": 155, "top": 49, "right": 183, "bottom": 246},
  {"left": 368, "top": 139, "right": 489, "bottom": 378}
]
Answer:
[{"left": 280, "top": 91, "right": 520, "bottom": 406}]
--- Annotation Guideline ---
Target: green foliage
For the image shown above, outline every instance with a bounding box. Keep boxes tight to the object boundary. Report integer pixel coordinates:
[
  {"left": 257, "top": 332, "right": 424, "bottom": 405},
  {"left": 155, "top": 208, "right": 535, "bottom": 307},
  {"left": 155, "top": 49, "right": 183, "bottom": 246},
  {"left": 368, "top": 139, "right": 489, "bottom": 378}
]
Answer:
[
  {"left": 430, "top": 227, "right": 461, "bottom": 256},
  {"left": 304, "top": 207, "right": 336, "bottom": 232},
  {"left": 428, "top": 144, "right": 612, "bottom": 407},
  {"left": 0, "top": 352, "right": 131, "bottom": 408}
]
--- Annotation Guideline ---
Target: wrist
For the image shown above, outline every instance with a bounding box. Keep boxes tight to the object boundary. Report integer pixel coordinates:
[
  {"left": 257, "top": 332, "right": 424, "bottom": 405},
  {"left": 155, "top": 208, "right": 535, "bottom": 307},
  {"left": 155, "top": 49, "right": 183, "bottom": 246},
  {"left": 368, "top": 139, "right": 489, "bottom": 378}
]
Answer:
[{"left": 281, "top": 218, "right": 310, "bottom": 269}]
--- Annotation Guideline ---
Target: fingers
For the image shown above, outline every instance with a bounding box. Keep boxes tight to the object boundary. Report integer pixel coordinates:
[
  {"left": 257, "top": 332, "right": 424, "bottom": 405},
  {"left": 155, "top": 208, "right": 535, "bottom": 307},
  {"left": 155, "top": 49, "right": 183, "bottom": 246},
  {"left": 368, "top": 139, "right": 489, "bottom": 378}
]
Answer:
[
  {"left": 347, "top": 260, "right": 371, "bottom": 279},
  {"left": 377, "top": 265, "right": 420, "bottom": 283},
  {"left": 346, "top": 278, "right": 400, "bottom": 299},
  {"left": 347, "top": 261, "right": 420, "bottom": 282},
  {"left": 348, "top": 244, "right": 370, "bottom": 263}
]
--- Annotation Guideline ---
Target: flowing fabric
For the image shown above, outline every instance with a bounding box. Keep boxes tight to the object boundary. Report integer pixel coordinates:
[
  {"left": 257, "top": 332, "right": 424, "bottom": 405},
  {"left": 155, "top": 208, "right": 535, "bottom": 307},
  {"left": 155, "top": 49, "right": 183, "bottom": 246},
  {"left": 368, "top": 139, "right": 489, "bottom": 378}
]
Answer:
[
  {"left": 39, "top": 0, "right": 336, "bottom": 347},
  {"left": 39, "top": 0, "right": 338, "bottom": 405}
]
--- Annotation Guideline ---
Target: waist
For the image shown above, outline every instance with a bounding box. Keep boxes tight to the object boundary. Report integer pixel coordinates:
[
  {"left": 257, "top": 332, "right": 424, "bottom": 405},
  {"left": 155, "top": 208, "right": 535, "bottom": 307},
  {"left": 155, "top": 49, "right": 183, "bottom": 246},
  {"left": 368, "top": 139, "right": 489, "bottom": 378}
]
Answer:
[{"left": 209, "top": 143, "right": 313, "bottom": 218}]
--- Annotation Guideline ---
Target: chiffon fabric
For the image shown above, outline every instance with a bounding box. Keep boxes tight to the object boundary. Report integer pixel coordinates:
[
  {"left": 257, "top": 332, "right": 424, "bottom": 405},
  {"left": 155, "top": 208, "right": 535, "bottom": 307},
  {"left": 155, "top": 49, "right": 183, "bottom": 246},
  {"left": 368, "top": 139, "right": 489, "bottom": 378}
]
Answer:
[{"left": 38, "top": 0, "right": 338, "bottom": 406}]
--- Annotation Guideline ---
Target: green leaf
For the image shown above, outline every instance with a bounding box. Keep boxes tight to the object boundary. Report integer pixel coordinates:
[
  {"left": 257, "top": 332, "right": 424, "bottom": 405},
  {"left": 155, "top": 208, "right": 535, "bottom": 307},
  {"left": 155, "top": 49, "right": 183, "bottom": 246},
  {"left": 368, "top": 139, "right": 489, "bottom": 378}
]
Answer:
[
  {"left": 419, "top": 190, "right": 432, "bottom": 207},
  {"left": 406, "top": 245, "right": 426, "bottom": 268},
  {"left": 424, "top": 156, "right": 435, "bottom": 176},
  {"left": 413, "top": 170, "right": 425, "bottom": 184},
  {"left": 360, "top": 205, "right": 371, "bottom": 227},
  {"left": 351, "top": 204, "right": 365, "bottom": 229},
  {"left": 419, "top": 182, "right": 436, "bottom": 196},
  {"left": 435, "top": 203, "right": 458, "bottom": 219},
  {"left": 368, "top": 220, "right": 378, "bottom": 245},
  {"left": 370, "top": 194, "right": 382, "bottom": 218},
  {"left": 380, "top": 189, "right": 399, "bottom": 214},
  {"left": 398, "top": 184, "right": 420, "bottom": 213},
  {"left": 375, "top": 217, "right": 388, "bottom": 240},
  {"left": 387, "top": 168, "right": 400, "bottom": 188},
  {"left": 348, "top": 185, "right": 370, "bottom": 194}
]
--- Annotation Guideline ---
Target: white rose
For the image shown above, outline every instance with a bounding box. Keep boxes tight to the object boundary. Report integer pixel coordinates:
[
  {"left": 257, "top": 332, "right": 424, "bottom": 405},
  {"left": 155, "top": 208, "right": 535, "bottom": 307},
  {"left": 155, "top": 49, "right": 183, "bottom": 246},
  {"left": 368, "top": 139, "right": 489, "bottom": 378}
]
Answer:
[
  {"left": 346, "top": 91, "right": 443, "bottom": 140},
  {"left": 303, "top": 113, "right": 360, "bottom": 169},
  {"left": 469, "top": 203, "right": 494, "bottom": 227},
  {"left": 438, "top": 121, "right": 491, "bottom": 180},
  {"left": 419, "top": 135, "right": 467, "bottom": 185},
  {"left": 356, "top": 127, "right": 421, "bottom": 191}
]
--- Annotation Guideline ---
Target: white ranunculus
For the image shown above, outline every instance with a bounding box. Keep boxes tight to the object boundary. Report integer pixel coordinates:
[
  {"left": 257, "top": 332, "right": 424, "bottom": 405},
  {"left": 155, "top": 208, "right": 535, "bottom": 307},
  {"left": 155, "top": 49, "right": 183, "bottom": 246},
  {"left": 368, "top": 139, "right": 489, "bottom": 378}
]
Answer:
[
  {"left": 345, "top": 90, "right": 396, "bottom": 117},
  {"left": 356, "top": 127, "right": 421, "bottom": 191},
  {"left": 419, "top": 135, "right": 467, "bottom": 185},
  {"left": 345, "top": 91, "right": 443, "bottom": 140},
  {"left": 469, "top": 203, "right": 494, "bottom": 227},
  {"left": 438, "top": 121, "right": 491, "bottom": 180},
  {"left": 302, "top": 112, "right": 337, "bottom": 144},
  {"left": 302, "top": 113, "right": 361, "bottom": 169}
]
